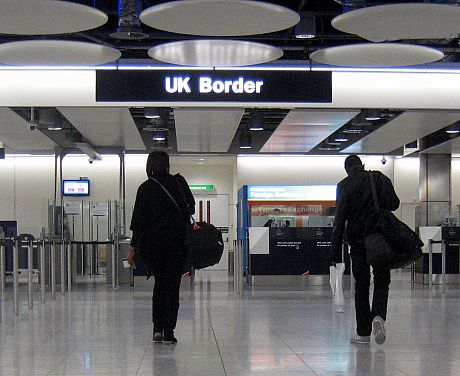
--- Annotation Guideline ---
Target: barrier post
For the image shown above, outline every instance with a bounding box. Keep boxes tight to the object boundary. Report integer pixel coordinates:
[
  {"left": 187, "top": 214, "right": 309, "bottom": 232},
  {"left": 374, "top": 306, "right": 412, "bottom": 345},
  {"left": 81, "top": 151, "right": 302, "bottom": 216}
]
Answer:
[
  {"left": 458, "top": 242, "right": 460, "bottom": 286},
  {"left": 111, "top": 242, "right": 116, "bottom": 289},
  {"left": 13, "top": 239, "right": 19, "bottom": 316},
  {"left": 0, "top": 243, "right": 5, "bottom": 295},
  {"left": 234, "top": 240, "right": 243, "bottom": 297},
  {"left": 51, "top": 241, "right": 56, "bottom": 299},
  {"left": 67, "top": 242, "right": 72, "bottom": 292},
  {"left": 28, "top": 240, "right": 33, "bottom": 310},
  {"left": 40, "top": 240, "right": 46, "bottom": 304},
  {"left": 233, "top": 241, "right": 237, "bottom": 294},
  {"left": 441, "top": 239, "right": 446, "bottom": 293},
  {"left": 428, "top": 239, "right": 433, "bottom": 288},
  {"left": 0, "top": 243, "right": 3, "bottom": 322},
  {"left": 61, "top": 241, "right": 65, "bottom": 295}
]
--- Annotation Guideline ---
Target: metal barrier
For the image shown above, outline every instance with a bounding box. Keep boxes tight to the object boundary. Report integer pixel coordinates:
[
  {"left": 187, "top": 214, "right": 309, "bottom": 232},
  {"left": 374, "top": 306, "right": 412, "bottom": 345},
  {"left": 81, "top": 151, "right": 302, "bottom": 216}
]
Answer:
[
  {"left": 51, "top": 241, "right": 56, "bottom": 299},
  {"left": 13, "top": 239, "right": 19, "bottom": 316},
  {"left": 426, "top": 239, "right": 446, "bottom": 291},
  {"left": 0, "top": 244, "right": 4, "bottom": 322},
  {"left": 233, "top": 240, "right": 244, "bottom": 297},
  {"left": 0, "top": 236, "right": 129, "bottom": 321},
  {"left": 40, "top": 240, "right": 45, "bottom": 304}
]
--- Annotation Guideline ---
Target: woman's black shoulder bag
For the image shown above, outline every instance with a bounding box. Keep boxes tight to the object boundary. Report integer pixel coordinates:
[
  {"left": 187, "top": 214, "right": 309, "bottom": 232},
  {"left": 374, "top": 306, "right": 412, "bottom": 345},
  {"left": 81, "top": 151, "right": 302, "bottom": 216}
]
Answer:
[{"left": 150, "top": 177, "right": 224, "bottom": 270}]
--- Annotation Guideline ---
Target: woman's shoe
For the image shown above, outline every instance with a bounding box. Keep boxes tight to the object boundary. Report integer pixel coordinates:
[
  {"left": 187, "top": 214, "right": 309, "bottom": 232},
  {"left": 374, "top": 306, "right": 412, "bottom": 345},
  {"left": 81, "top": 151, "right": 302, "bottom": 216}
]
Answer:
[
  {"left": 153, "top": 331, "right": 163, "bottom": 343},
  {"left": 163, "top": 331, "right": 177, "bottom": 345}
]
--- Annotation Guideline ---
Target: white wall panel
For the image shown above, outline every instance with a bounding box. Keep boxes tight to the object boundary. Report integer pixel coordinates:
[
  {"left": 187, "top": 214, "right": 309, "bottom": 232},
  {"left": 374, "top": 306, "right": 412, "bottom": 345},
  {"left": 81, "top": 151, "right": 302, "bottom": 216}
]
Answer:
[
  {"left": 61, "top": 155, "right": 120, "bottom": 202},
  {"left": 452, "top": 158, "right": 460, "bottom": 206},
  {"left": 0, "top": 70, "right": 95, "bottom": 107},
  {"left": 237, "top": 155, "right": 394, "bottom": 187},
  {"left": 11, "top": 156, "right": 54, "bottom": 235},
  {"left": 394, "top": 157, "right": 420, "bottom": 203},
  {"left": 0, "top": 158, "right": 15, "bottom": 219}
]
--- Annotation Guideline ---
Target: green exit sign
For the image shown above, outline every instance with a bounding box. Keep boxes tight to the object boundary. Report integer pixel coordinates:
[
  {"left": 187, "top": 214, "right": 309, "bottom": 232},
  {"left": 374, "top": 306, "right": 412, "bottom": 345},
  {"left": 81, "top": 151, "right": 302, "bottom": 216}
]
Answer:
[{"left": 189, "top": 184, "right": 215, "bottom": 190}]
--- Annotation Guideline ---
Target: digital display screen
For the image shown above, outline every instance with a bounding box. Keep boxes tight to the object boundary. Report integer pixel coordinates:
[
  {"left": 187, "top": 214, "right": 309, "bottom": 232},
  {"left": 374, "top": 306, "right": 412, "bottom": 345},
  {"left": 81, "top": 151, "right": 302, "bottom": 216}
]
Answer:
[{"left": 62, "top": 180, "right": 90, "bottom": 196}]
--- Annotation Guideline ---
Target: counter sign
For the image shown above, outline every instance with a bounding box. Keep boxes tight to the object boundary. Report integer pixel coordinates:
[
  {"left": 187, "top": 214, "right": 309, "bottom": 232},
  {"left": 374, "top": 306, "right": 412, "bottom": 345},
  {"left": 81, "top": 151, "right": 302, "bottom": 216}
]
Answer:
[{"left": 96, "top": 69, "right": 332, "bottom": 103}]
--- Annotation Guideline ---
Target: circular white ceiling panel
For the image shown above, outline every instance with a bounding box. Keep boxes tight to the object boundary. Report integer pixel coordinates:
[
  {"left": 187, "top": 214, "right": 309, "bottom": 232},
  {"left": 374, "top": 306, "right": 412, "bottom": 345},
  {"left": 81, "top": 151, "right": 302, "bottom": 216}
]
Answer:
[
  {"left": 0, "top": 0, "right": 108, "bottom": 35},
  {"left": 332, "top": 3, "right": 460, "bottom": 42},
  {"left": 309, "top": 43, "right": 444, "bottom": 67},
  {"left": 148, "top": 40, "right": 283, "bottom": 67},
  {"left": 0, "top": 40, "right": 121, "bottom": 66},
  {"left": 140, "top": 0, "right": 299, "bottom": 36}
]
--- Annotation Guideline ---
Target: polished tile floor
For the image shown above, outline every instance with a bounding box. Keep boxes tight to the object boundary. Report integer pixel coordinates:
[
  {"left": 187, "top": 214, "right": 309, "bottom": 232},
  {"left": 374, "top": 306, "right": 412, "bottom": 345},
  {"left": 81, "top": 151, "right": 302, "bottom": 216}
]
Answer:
[{"left": 0, "top": 270, "right": 459, "bottom": 375}]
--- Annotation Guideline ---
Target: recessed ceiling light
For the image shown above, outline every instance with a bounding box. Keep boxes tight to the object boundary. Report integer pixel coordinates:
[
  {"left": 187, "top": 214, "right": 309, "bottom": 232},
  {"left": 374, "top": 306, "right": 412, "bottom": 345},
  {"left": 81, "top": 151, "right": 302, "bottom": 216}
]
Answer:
[
  {"left": 295, "top": 14, "right": 315, "bottom": 39},
  {"left": 144, "top": 107, "right": 161, "bottom": 119},
  {"left": 318, "top": 146, "right": 340, "bottom": 151},
  {"left": 343, "top": 127, "right": 368, "bottom": 134},
  {"left": 143, "top": 124, "right": 166, "bottom": 132},
  {"left": 152, "top": 130, "right": 167, "bottom": 141},
  {"left": 446, "top": 129, "right": 460, "bottom": 134},
  {"left": 239, "top": 132, "right": 252, "bottom": 149},
  {"left": 335, "top": 135, "right": 349, "bottom": 142},
  {"left": 249, "top": 127, "right": 264, "bottom": 131},
  {"left": 47, "top": 125, "right": 63, "bottom": 131}
]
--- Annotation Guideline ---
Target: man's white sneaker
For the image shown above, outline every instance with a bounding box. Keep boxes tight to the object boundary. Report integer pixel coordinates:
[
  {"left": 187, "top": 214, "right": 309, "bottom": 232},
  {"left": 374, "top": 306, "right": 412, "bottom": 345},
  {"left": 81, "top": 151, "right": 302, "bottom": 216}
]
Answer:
[
  {"left": 350, "top": 334, "right": 370, "bottom": 344},
  {"left": 372, "top": 316, "right": 386, "bottom": 345}
]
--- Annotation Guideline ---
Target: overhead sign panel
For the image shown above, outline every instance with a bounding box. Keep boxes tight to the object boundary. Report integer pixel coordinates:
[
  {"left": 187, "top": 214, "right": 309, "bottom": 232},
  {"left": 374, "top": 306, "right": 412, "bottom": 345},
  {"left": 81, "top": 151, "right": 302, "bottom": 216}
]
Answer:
[
  {"left": 248, "top": 185, "right": 337, "bottom": 201},
  {"left": 96, "top": 70, "right": 332, "bottom": 103}
]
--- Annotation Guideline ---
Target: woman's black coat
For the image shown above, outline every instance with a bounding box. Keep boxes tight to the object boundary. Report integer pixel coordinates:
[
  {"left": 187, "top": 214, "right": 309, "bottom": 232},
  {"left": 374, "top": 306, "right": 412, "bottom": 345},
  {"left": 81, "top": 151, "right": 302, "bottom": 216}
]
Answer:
[{"left": 130, "top": 173, "right": 195, "bottom": 259}]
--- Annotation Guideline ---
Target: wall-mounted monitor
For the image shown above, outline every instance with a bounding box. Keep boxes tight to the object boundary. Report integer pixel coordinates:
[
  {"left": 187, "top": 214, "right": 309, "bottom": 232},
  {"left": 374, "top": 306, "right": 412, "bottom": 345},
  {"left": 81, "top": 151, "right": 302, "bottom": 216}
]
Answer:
[{"left": 62, "top": 180, "right": 90, "bottom": 197}]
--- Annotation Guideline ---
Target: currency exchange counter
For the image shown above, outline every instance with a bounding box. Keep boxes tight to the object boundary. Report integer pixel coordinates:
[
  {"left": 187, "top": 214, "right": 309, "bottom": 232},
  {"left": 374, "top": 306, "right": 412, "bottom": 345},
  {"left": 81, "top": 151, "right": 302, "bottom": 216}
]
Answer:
[{"left": 247, "top": 226, "right": 350, "bottom": 285}]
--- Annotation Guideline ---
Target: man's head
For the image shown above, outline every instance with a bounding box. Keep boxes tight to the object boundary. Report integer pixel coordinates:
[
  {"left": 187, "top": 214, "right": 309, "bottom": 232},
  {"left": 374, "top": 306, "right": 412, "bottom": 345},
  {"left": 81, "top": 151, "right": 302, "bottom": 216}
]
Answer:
[{"left": 344, "top": 154, "right": 363, "bottom": 175}]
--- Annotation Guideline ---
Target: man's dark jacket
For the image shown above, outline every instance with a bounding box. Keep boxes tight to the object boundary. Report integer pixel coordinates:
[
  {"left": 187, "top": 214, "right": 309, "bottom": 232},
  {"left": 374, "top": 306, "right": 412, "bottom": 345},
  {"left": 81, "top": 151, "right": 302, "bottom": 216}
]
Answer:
[{"left": 331, "top": 166, "right": 400, "bottom": 263}]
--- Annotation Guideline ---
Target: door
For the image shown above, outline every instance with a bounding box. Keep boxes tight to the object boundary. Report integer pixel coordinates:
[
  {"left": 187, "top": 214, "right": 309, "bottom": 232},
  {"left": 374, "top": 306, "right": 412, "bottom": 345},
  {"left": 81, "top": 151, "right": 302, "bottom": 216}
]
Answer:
[{"left": 193, "top": 193, "right": 229, "bottom": 270}]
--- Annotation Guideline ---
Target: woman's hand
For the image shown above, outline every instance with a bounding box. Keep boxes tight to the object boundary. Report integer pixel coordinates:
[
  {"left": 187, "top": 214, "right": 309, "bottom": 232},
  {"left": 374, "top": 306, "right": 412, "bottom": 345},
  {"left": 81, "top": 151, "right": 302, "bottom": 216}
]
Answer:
[{"left": 127, "top": 246, "right": 136, "bottom": 267}]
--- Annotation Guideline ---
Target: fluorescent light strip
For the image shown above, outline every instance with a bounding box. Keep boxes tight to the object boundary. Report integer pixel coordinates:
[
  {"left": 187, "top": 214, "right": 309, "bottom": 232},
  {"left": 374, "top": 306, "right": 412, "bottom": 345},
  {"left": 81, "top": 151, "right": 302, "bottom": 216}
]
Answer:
[
  {"left": 312, "top": 65, "right": 460, "bottom": 74},
  {"left": 214, "top": 66, "right": 310, "bottom": 71},
  {"left": 118, "top": 65, "right": 213, "bottom": 70},
  {"left": 5, "top": 154, "right": 54, "bottom": 157},
  {"left": 0, "top": 65, "right": 115, "bottom": 70}
]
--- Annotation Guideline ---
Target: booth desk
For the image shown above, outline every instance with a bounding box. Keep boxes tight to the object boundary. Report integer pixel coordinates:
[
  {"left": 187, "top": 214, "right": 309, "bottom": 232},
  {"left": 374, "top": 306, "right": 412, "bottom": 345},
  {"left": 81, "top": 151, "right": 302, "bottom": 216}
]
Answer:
[
  {"left": 248, "top": 226, "right": 349, "bottom": 285},
  {"left": 416, "top": 226, "right": 460, "bottom": 285},
  {"left": 238, "top": 185, "right": 351, "bottom": 285}
]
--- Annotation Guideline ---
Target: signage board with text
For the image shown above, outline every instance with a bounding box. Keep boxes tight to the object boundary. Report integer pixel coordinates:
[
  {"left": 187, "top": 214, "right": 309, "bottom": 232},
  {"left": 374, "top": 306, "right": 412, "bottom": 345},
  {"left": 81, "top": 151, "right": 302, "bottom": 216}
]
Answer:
[{"left": 96, "top": 70, "right": 332, "bottom": 103}]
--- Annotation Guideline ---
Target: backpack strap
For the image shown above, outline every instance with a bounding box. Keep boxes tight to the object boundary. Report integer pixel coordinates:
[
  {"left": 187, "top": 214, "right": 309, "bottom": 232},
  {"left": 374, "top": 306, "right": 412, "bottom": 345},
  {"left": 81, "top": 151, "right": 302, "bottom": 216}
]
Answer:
[
  {"left": 368, "top": 171, "right": 380, "bottom": 213},
  {"left": 149, "top": 177, "right": 184, "bottom": 215}
]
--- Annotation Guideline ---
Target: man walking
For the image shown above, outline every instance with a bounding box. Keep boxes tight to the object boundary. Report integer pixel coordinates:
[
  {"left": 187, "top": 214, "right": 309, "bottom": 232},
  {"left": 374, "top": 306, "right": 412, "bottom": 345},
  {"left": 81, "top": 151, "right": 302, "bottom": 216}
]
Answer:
[{"left": 331, "top": 155, "right": 400, "bottom": 345}]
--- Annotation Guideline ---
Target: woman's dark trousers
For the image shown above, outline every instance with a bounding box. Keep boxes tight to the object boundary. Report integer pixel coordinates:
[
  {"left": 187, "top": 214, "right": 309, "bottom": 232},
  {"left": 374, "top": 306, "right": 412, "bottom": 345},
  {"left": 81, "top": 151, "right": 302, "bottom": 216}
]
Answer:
[
  {"left": 350, "top": 242, "right": 391, "bottom": 336},
  {"left": 151, "top": 247, "right": 186, "bottom": 333}
]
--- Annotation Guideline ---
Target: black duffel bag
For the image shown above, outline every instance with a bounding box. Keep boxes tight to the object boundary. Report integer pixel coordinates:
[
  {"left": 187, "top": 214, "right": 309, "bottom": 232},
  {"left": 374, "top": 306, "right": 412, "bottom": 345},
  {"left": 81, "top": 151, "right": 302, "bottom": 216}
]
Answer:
[
  {"left": 149, "top": 176, "right": 225, "bottom": 270},
  {"left": 365, "top": 173, "right": 423, "bottom": 269},
  {"left": 365, "top": 210, "right": 423, "bottom": 269},
  {"left": 185, "top": 221, "right": 224, "bottom": 269}
]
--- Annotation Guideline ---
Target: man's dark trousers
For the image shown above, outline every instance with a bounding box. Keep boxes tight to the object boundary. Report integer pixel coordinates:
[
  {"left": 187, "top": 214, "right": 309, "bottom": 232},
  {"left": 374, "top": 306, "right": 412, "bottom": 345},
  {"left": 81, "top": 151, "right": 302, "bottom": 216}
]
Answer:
[{"left": 350, "top": 242, "right": 391, "bottom": 336}]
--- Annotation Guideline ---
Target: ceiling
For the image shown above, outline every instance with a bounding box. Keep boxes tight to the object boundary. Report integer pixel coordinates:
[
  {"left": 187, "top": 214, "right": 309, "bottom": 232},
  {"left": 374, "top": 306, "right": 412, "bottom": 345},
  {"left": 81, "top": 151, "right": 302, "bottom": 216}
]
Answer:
[{"left": 1, "top": 0, "right": 460, "bottom": 157}]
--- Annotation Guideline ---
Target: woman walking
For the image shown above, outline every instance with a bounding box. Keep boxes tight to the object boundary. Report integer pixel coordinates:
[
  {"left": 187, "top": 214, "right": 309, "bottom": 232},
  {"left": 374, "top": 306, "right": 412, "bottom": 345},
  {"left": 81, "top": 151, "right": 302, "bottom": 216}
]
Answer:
[{"left": 127, "top": 151, "right": 195, "bottom": 344}]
